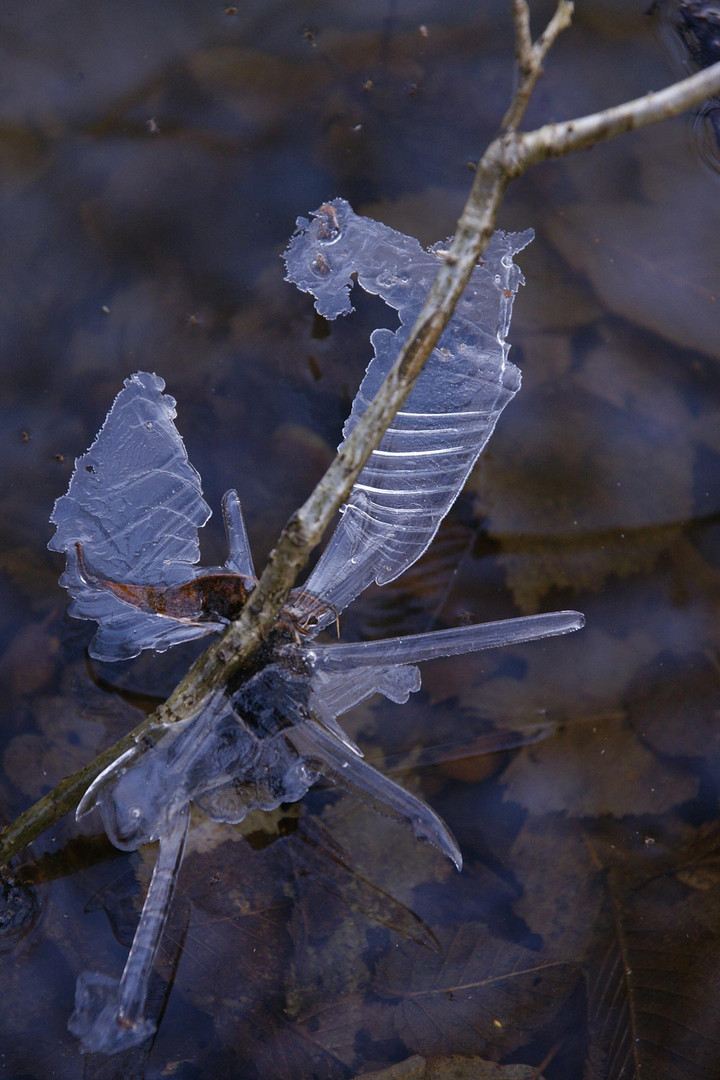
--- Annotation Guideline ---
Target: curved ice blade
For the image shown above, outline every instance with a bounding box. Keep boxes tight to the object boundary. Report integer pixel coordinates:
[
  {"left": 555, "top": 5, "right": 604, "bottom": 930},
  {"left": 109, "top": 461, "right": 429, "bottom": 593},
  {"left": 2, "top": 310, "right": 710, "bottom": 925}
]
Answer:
[
  {"left": 221, "top": 489, "right": 256, "bottom": 578},
  {"left": 288, "top": 720, "right": 462, "bottom": 870},
  {"left": 284, "top": 200, "right": 532, "bottom": 628}
]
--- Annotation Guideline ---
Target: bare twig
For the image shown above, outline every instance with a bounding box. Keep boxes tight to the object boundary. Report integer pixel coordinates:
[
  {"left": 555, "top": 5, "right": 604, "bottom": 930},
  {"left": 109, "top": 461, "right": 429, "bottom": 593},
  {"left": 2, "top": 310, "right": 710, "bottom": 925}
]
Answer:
[
  {"left": 4, "top": 6, "right": 720, "bottom": 869},
  {"left": 513, "top": 58, "right": 720, "bottom": 163},
  {"left": 510, "top": 0, "right": 533, "bottom": 61},
  {"left": 502, "top": 0, "right": 574, "bottom": 132}
]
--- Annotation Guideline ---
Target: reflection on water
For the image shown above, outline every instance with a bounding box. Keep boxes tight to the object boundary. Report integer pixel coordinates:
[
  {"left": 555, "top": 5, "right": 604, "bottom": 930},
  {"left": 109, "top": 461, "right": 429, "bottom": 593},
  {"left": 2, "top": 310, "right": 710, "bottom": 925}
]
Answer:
[
  {"left": 0, "top": 871, "right": 40, "bottom": 953},
  {"left": 2, "top": 2, "right": 720, "bottom": 1078},
  {"left": 653, "top": 0, "right": 720, "bottom": 175}
]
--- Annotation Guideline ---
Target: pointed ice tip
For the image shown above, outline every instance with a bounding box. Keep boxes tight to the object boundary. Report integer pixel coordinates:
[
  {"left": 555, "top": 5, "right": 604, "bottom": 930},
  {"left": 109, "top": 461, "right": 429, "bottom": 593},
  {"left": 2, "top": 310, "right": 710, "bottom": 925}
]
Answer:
[
  {"left": 419, "top": 813, "right": 463, "bottom": 871},
  {"left": 536, "top": 609, "right": 585, "bottom": 636},
  {"left": 435, "top": 827, "right": 462, "bottom": 871}
]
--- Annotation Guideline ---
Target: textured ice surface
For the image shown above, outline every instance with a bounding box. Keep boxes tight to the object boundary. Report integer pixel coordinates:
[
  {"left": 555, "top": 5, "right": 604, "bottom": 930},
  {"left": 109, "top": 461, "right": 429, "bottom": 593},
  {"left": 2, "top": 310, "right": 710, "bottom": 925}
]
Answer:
[
  {"left": 78, "top": 611, "right": 583, "bottom": 881},
  {"left": 50, "top": 205, "right": 531, "bottom": 654},
  {"left": 307, "top": 611, "right": 585, "bottom": 670},
  {"left": 48, "top": 374, "right": 255, "bottom": 661},
  {"left": 78, "top": 686, "right": 316, "bottom": 850},
  {"left": 284, "top": 199, "right": 533, "bottom": 627},
  {"left": 54, "top": 202, "right": 586, "bottom": 1055}
]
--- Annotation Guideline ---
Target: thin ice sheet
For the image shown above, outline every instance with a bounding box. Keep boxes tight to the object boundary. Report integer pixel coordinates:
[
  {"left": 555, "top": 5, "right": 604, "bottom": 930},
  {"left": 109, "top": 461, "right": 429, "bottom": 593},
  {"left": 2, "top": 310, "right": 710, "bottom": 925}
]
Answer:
[
  {"left": 47, "top": 374, "right": 256, "bottom": 661},
  {"left": 284, "top": 199, "right": 533, "bottom": 625}
]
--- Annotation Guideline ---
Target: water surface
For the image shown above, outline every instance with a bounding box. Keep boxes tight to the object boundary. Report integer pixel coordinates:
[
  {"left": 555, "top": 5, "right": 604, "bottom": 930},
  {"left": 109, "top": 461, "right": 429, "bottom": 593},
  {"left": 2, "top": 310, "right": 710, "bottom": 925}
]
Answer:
[{"left": 1, "top": 3, "right": 720, "bottom": 1078}]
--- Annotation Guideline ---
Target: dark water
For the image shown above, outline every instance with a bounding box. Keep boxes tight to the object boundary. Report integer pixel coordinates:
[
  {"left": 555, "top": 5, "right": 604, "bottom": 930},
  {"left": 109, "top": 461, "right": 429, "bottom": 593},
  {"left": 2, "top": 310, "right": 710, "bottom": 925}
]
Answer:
[{"left": 2, "top": 2, "right": 720, "bottom": 1078}]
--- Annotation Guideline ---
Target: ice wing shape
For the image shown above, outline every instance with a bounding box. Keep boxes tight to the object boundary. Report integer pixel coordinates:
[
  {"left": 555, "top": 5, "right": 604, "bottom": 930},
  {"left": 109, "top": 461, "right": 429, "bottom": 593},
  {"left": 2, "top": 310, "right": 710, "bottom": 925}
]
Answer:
[
  {"left": 48, "top": 373, "right": 255, "bottom": 661},
  {"left": 49, "top": 372, "right": 208, "bottom": 585},
  {"left": 284, "top": 199, "right": 532, "bottom": 628}
]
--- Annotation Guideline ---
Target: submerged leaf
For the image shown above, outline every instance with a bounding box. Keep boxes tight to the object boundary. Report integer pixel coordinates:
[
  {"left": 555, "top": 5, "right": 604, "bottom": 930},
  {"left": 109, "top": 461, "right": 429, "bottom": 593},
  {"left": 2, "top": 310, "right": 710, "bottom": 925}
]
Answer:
[
  {"left": 353, "top": 1055, "right": 546, "bottom": 1079},
  {"left": 583, "top": 839, "right": 720, "bottom": 1080},
  {"left": 296, "top": 923, "right": 579, "bottom": 1064}
]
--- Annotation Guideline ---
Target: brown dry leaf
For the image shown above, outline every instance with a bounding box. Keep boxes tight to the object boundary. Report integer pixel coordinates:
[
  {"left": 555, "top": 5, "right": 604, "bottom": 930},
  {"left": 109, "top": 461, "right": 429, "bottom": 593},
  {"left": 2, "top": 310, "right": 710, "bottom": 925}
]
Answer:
[
  {"left": 3, "top": 678, "right": 145, "bottom": 800},
  {"left": 0, "top": 547, "right": 60, "bottom": 604},
  {"left": 511, "top": 231, "right": 604, "bottom": 337},
  {"left": 292, "top": 933, "right": 577, "bottom": 1071},
  {"left": 170, "top": 800, "right": 452, "bottom": 1077},
  {"left": 626, "top": 650, "right": 720, "bottom": 761},
  {"left": 484, "top": 621, "right": 701, "bottom": 818},
  {"left": 160, "top": 831, "right": 349, "bottom": 1079},
  {"left": 355, "top": 1057, "right": 427, "bottom": 1080},
  {"left": 476, "top": 342, "right": 694, "bottom": 609},
  {"left": 651, "top": 823, "right": 720, "bottom": 895},
  {"left": 450, "top": 623, "right": 644, "bottom": 742},
  {"left": 501, "top": 712, "right": 697, "bottom": 818},
  {"left": 0, "top": 618, "right": 60, "bottom": 698},
  {"left": 549, "top": 199, "right": 720, "bottom": 360},
  {"left": 539, "top": 84, "right": 720, "bottom": 362},
  {"left": 300, "top": 923, "right": 578, "bottom": 1064},
  {"left": 425, "top": 1059, "right": 545, "bottom": 1080},
  {"left": 354, "top": 1055, "right": 546, "bottom": 1080},
  {"left": 507, "top": 816, "right": 603, "bottom": 960},
  {"left": 285, "top": 801, "right": 455, "bottom": 1025},
  {"left": 373, "top": 923, "right": 577, "bottom": 1059},
  {"left": 582, "top": 832, "right": 720, "bottom": 1080}
]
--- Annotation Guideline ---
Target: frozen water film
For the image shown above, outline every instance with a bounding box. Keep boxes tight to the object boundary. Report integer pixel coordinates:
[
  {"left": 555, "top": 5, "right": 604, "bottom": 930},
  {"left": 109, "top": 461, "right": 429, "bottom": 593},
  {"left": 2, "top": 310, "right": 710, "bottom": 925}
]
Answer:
[
  {"left": 284, "top": 199, "right": 533, "bottom": 627},
  {"left": 48, "top": 200, "right": 585, "bottom": 1055},
  {"left": 48, "top": 373, "right": 256, "bottom": 661}
]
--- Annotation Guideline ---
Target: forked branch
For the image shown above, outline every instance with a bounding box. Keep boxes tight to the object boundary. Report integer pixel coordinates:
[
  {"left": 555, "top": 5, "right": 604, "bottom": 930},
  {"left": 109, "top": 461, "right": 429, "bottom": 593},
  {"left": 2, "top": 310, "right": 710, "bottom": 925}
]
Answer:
[
  {"left": 3, "top": 2, "right": 720, "bottom": 868},
  {"left": 502, "top": 0, "right": 574, "bottom": 131}
]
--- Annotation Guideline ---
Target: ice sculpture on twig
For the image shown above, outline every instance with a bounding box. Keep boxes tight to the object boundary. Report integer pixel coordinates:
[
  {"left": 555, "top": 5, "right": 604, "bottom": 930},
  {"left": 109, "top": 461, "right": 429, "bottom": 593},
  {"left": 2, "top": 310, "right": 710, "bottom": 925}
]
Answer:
[{"left": 49, "top": 200, "right": 583, "bottom": 1053}]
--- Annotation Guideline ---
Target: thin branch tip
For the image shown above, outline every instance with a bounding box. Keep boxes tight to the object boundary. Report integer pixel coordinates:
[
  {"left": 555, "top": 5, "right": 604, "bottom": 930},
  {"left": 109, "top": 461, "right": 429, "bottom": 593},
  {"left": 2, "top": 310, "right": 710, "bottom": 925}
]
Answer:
[
  {"left": 538, "top": 2, "right": 574, "bottom": 53},
  {"left": 503, "top": 0, "right": 574, "bottom": 132}
]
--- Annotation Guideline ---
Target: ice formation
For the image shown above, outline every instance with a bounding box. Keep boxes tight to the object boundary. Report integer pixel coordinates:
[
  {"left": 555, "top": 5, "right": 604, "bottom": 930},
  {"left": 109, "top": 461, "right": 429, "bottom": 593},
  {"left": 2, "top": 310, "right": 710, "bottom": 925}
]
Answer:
[{"left": 49, "top": 201, "right": 583, "bottom": 1053}]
